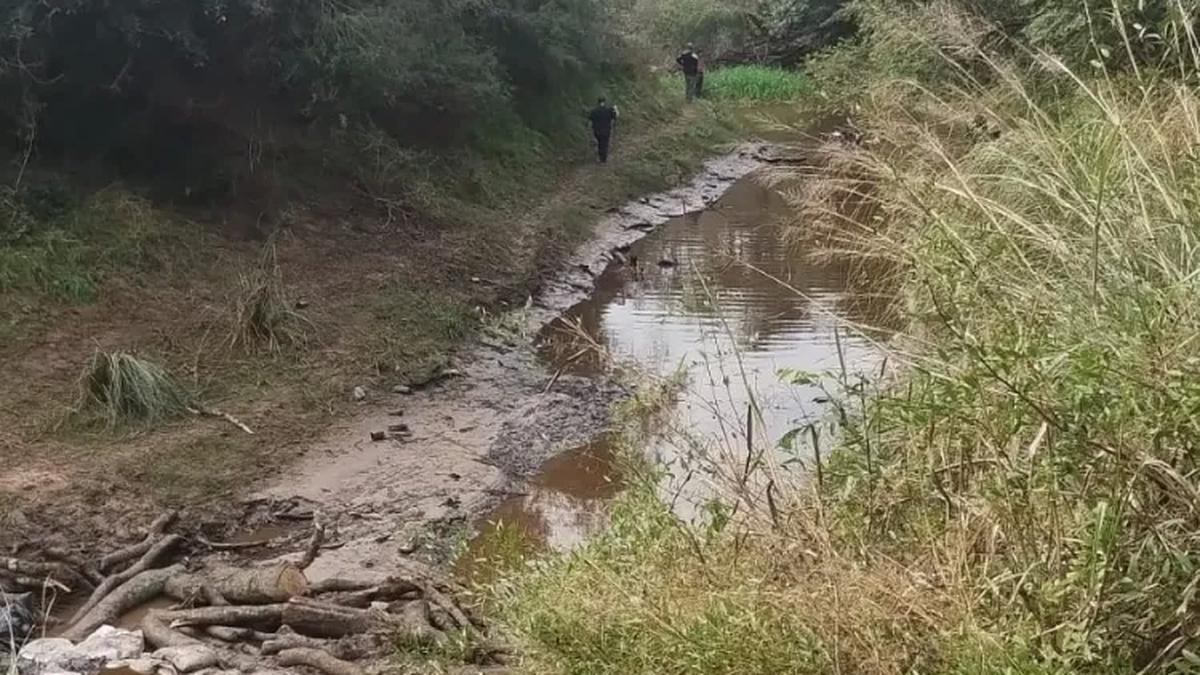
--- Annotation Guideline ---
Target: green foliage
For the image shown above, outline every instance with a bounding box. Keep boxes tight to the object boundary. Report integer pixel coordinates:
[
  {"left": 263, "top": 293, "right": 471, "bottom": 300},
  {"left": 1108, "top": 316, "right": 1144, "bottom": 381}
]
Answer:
[{"left": 703, "top": 65, "right": 812, "bottom": 100}]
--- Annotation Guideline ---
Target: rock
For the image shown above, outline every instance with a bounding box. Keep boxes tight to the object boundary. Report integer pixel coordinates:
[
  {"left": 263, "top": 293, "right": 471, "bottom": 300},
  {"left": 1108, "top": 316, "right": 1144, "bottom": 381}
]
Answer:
[
  {"left": 17, "top": 638, "right": 103, "bottom": 675},
  {"left": 387, "top": 423, "right": 409, "bottom": 434},
  {"left": 388, "top": 409, "right": 404, "bottom": 417},
  {"left": 77, "top": 627, "right": 143, "bottom": 664},
  {"left": 352, "top": 386, "right": 367, "bottom": 402},
  {"left": 294, "top": 299, "right": 309, "bottom": 310},
  {"left": 369, "top": 431, "right": 386, "bottom": 442},
  {"left": 103, "top": 658, "right": 163, "bottom": 675},
  {"left": 151, "top": 646, "right": 218, "bottom": 674},
  {"left": 392, "top": 385, "right": 412, "bottom": 395}
]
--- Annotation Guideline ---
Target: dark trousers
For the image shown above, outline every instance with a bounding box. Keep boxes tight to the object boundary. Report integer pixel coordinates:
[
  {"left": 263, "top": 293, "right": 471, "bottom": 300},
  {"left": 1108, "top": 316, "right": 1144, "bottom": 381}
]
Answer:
[{"left": 595, "top": 133, "right": 611, "bottom": 163}]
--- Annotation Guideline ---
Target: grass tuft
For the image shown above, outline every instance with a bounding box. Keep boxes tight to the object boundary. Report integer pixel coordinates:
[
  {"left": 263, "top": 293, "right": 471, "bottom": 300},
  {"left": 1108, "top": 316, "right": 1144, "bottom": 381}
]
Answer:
[
  {"left": 72, "top": 351, "right": 194, "bottom": 430},
  {"left": 229, "top": 245, "right": 311, "bottom": 354}
]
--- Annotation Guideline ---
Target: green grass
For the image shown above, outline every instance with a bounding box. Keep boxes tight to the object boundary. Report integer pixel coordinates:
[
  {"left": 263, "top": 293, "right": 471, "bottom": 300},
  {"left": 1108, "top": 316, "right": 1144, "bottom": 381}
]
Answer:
[
  {"left": 70, "top": 350, "right": 195, "bottom": 431},
  {"left": 702, "top": 65, "right": 812, "bottom": 101}
]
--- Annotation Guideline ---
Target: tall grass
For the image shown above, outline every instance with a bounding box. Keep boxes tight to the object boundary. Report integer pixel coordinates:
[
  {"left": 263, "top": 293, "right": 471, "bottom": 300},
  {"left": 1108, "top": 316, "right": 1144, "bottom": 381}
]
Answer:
[
  {"left": 702, "top": 65, "right": 813, "bottom": 101},
  {"left": 489, "top": 3, "right": 1200, "bottom": 674}
]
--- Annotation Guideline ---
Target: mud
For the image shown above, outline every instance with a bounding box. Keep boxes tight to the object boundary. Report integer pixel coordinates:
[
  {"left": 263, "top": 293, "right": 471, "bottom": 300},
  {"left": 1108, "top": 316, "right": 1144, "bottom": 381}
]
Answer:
[{"left": 243, "top": 144, "right": 778, "bottom": 585}]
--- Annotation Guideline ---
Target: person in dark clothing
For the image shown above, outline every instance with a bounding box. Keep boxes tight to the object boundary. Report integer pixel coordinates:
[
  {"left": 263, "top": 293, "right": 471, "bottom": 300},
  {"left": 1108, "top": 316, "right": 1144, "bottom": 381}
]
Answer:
[
  {"left": 588, "top": 97, "right": 619, "bottom": 163},
  {"left": 677, "top": 44, "right": 700, "bottom": 101}
]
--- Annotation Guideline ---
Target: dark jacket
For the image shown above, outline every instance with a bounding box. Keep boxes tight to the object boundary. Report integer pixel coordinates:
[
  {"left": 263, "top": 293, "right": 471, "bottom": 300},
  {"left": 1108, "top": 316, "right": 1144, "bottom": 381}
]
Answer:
[
  {"left": 589, "top": 104, "right": 618, "bottom": 136},
  {"left": 677, "top": 51, "right": 699, "bottom": 75}
]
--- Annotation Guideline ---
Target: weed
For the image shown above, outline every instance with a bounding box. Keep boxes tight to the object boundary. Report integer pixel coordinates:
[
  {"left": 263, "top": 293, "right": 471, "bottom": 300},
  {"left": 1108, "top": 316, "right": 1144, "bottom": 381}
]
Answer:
[
  {"left": 702, "top": 65, "right": 813, "bottom": 101},
  {"left": 71, "top": 351, "right": 194, "bottom": 431}
]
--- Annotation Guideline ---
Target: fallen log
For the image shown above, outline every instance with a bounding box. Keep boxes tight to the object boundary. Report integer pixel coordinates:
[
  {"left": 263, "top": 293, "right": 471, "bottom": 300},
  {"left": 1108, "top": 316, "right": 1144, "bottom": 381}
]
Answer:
[
  {"left": 280, "top": 597, "right": 381, "bottom": 638},
  {"left": 204, "top": 626, "right": 275, "bottom": 643},
  {"left": 42, "top": 549, "right": 103, "bottom": 587},
  {"left": 163, "top": 563, "right": 308, "bottom": 605},
  {"left": 100, "top": 511, "right": 178, "bottom": 573},
  {"left": 277, "top": 648, "right": 365, "bottom": 675},
  {"left": 159, "top": 604, "right": 288, "bottom": 631},
  {"left": 1, "top": 557, "right": 88, "bottom": 591},
  {"left": 323, "top": 579, "right": 421, "bottom": 608},
  {"left": 260, "top": 633, "right": 334, "bottom": 656},
  {"left": 307, "top": 579, "right": 375, "bottom": 595},
  {"left": 69, "top": 534, "right": 182, "bottom": 626},
  {"left": 0, "top": 569, "right": 71, "bottom": 594},
  {"left": 64, "top": 564, "right": 184, "bottom": 640}
]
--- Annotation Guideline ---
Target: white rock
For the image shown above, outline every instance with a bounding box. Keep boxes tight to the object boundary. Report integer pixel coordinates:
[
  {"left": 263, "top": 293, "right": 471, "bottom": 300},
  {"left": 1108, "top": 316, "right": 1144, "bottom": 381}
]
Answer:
[
  {"left": 151, "top": 646, "right": 218, "bottom": 674},
  {"left": 352, "top": 386, "right": 367, "bottom": 401},
  {"left": 77, "top": 627, "right": 143, "bottom": 663},
  {"left": 17, "top": 637, "right": 110, "bottom": 675},
  {"left": 104, "top": 658, "right": 170, "bottom": 675}
]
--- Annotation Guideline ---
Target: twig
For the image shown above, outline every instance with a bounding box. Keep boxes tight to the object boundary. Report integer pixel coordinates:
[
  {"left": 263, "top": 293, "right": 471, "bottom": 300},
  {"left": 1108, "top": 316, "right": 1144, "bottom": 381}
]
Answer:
[
  {"left": 298, "top": 514, "right": 326, "bottom": 570},
  {"left": 195, "top": 536, "right": 274, "bottom": 551},
  {"left": 100, "top": 510, "right": 178, "bottom": 572}
]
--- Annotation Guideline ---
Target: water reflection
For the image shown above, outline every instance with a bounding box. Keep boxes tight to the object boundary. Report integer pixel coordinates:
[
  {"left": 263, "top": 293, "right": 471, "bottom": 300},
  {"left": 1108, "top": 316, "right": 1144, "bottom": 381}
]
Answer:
[
  {"left": 540, "top": 174, "right": 887, "bottom": 515},
  {"left": 456, "top": 437, "right": 621, "bottom": 583}
]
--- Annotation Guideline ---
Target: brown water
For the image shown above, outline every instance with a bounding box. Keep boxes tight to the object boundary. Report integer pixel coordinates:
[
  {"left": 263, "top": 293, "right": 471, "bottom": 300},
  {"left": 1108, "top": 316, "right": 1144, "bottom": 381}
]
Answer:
[
  {"left": 456, "top": 436, "right": 622, "bottom": 583},
  {"left": 461, "top": 167, "right": 886, "bottom": 570}
]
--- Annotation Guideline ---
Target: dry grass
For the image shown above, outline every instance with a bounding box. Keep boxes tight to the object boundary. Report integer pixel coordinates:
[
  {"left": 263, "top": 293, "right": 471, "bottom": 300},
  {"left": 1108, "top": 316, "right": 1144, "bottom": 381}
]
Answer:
[{"left": 228, "top": 243, "right": 311, "bottom": 354}]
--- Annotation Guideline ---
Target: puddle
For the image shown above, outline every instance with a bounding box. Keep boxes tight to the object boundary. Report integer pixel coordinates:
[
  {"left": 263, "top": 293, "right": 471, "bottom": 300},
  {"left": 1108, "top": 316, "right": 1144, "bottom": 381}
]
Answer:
[{"left": 456, "top": 436, "right": 621, "bottom": 584}]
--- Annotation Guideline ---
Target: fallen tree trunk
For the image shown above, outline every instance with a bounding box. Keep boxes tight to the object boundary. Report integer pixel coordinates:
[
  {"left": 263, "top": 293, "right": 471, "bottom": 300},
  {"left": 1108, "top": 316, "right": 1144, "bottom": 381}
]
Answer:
[
  {"left": 280, "top": 598, "right": 382, "bottom": 638},
  {"left": 64, "top": 564, "right": 184, "bottom": 640},
  {"left": 163, "top": 563, "right": 308, "bottom": 605},
  {"left": 277, "top": 648, "right": 365, "bottom": 675}
]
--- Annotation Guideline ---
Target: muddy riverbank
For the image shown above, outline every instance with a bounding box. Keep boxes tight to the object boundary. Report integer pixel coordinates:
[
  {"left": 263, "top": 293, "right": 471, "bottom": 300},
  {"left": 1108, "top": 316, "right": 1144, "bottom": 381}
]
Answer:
[{"left": 239, "top": 144, "right": 786, "bottom": 586}]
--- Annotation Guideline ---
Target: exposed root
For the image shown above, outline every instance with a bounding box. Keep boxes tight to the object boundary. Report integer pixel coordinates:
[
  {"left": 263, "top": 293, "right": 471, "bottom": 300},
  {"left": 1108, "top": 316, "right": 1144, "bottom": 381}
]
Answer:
[
  {"left": 65, "top": 564, "right": 184, "bottom": 640},
  {"left": 99, "top": 511, "right": 178, "bottom": 572},
  {"left": 69, "top": 534, "right": 182, "bottom": 626}
]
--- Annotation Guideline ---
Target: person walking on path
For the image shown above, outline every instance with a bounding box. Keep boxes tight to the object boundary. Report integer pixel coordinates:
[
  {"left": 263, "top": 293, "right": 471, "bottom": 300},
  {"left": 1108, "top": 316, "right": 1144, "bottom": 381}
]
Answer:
[
  {"left": 677, "top": 44, "right": 700, "bottom": 101},
  {"left": 588, "top": 97, "right": 619, "bottom": 163}
]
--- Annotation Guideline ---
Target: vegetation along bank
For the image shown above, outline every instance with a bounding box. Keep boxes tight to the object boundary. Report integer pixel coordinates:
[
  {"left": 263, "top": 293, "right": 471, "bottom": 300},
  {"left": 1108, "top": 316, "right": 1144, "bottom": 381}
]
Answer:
[{"left": 487, "top": 1, "right": 1200, "bottom": 674}]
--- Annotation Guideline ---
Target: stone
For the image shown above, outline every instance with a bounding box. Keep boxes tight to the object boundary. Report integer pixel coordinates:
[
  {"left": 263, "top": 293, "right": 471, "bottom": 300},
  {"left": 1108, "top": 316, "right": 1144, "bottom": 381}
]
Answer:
[
  {"left": 17, "top": 637, "right": 103, "bottom": 675},
  {"left": 392, "top": 385, "right": 412, "bottom": 395},
  {"left": 151, "top": 646, "right": 217, "bottom": 674},
  {"left": 369, "top": 431, "right": 386, "bottom": 442},
  {"left": 77, "top": 627, "right": 143, "bottom": 663},
  {"left": 103, "top": 658, "right": 164, "bottom": 675},
  {"left": 352, "top": 386, "right": 367, "bottom": 401}
]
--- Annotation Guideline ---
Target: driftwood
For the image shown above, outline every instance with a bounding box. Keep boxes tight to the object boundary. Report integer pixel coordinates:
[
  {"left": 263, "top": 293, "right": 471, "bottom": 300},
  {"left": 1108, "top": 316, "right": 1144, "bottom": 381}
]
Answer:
[
  {"left": 43, "top": 548, "right": 104, "bottom": 586},
  {"left": 204, "top": 626, "right": 275, "bottom": 643},
  {"left": 99, "top": 511, "right": 178, "bottom": 572},
  {"left": 322, "top": 579, "right": 422, "bottom": 608},
  {"left": 64, "top": 564, "right": 184, "bottom": 640},
  {"left": 0, "top": 569, "right": 71, "bottom": 593},
  {"left": 307, "top": 579, "right": 375, "bottom": 594},
  {"left": 260, "top": 633, "right": 334, "bottom": 656},
  {"left": 277, "top": 648, "right": 365, "bottom": 675},
  {"left": 69, "top": 534, "right": 182, "bottom": 626},
  {"left": 1, "top": 557, "right": 87, "bottom": 592},
  {"left": 163, "top": 563, "right": 308, "bottom": 605}
]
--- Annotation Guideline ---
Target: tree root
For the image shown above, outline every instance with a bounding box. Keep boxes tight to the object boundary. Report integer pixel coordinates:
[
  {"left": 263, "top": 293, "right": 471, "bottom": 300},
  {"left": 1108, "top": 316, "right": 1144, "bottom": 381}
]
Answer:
[{"left": 69, "top": 534, "right": 182, "bottom": 626}]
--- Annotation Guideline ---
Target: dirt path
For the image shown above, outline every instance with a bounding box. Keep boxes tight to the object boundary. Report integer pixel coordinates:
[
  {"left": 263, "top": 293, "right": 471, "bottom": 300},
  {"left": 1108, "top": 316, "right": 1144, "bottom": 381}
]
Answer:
[{"left": 255, "top": 145, "right": 775, "bottom": 584}]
